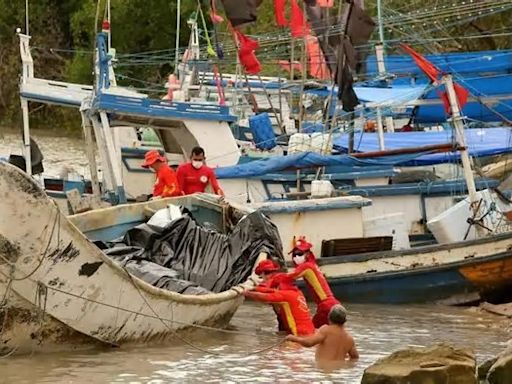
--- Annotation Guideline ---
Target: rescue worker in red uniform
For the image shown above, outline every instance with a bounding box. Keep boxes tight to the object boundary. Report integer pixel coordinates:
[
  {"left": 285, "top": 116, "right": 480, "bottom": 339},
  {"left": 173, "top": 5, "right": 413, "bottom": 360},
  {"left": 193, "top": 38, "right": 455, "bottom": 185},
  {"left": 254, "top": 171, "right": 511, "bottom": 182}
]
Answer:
[
  {"left": 246, "top": 259, "right": 315, "bottom": 336},
  {"left": 177, "top": 147, "right": 224, "bottom": 196},
  {"left": 285, "top": 237, "right": 341, "bottom": 328},
  {"left": 142, "top": 150, "right": 182, "bottom": 198}
]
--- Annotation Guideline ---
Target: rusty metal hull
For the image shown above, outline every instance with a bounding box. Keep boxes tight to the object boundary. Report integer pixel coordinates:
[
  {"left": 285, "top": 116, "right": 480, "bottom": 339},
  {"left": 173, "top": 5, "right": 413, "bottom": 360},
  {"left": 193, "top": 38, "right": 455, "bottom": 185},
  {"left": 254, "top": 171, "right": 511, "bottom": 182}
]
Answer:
[{"left": 0, "top": 162, "right": 255, "bottom": 355}]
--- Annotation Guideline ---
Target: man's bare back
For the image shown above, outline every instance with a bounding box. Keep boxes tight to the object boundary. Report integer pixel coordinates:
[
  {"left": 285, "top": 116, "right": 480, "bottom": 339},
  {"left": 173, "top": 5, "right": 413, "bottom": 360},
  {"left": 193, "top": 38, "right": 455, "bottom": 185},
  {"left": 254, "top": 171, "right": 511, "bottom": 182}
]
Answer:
[{"left": 285, "top": 305, "right": 358, "bottom": 366}]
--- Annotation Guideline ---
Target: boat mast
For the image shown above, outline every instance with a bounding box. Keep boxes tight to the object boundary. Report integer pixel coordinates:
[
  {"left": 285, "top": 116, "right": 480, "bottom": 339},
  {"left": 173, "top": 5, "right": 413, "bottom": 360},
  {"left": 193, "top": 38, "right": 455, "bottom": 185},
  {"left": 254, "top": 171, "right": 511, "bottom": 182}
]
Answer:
[
  {"left": 22, "top": 0, "right": 32, "bottom": 176},
  {"left": 443, "top": 74, "right": 478, "bottom": 203},
  {"left": 377, "top": 0, "right": 384, "bottom": 47},
  {"left": 174, "top": 0, "right": 181, "bottom": 73}
]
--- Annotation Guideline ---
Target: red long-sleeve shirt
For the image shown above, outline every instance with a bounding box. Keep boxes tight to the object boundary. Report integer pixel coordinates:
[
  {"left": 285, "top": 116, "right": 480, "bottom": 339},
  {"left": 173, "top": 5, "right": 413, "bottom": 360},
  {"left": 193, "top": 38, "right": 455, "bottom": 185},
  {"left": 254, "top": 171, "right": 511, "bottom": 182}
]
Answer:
[
  {"left": 153, "top": 165, "right": 181, "bottom": 198},
  {"left": 246, "top": 288, "right": 315, "bottom": 336},
  {"left": 176, "top": 163, "right": 223, "bottom": 195},
  {"left": 286, "top": 262, "right": 335, "bottom": 304}
]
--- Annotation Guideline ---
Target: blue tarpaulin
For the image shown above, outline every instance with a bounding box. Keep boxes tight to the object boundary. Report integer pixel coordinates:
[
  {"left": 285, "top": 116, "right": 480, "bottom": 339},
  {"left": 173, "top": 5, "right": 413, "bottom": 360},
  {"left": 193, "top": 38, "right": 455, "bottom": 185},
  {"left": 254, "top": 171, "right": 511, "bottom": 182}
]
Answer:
[
  {"left": 215, "top": 127, "right": 512, "bottom": 179},
  {"left": 215, "top": 151, "right": 445, "bottom": 179},
  {"left": 334, "top": 127, "right": 512, "bottom": 165},
  {"left": 366, "top": 50, "right": 512, "bottom": 80}
]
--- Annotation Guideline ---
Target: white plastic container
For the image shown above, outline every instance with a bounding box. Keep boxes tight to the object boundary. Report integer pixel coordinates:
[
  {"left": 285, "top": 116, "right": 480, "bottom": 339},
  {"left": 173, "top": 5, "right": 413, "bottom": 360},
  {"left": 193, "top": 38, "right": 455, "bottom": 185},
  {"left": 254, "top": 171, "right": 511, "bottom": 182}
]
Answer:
[
  {"left": 288, "top": 133, "right": 311, "bottom": 154},
  {"left": 310, "top": 180, "right": 334, "bottom": 198},
  {"left": 427, "top": 189, "right": 502, "bottom": 244},
  {"left": 310, "top": 132, "right": 333, "bottom": 154},
  {"left": 364, "top": 213, "right": 410, "bottom": 250}
]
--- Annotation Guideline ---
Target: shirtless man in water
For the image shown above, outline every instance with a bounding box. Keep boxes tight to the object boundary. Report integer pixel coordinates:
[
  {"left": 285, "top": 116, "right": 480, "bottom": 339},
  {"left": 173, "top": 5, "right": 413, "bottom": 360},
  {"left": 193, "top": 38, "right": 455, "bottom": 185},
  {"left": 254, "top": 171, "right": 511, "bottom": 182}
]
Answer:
[{"left": 285, "top": 305, "right": 358, "bottom": 366}]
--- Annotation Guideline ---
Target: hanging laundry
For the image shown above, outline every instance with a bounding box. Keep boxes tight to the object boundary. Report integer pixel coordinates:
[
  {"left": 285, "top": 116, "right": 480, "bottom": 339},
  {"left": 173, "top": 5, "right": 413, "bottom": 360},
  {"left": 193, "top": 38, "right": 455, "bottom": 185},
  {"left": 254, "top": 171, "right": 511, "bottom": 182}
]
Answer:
[
  {"left": 220, "top": 0, "right": 263, "bottom": 26},
  {"left": 337, "top": 60, "right": 359, "bottom": 112},
  {"left": 303, "top": 3, "right": 337, "bottom": 74},
  {"left": 332, "top": 1, "right": 375, "bottom": 111},
  {"left": 305, "top": 35, "right": 330, "bottom": 80},
  {"left": 346, "top": 3, "right": 377, "bottom": 45},
  {"left": 236, "top": 30, "right": 261, "bottom": 74}
]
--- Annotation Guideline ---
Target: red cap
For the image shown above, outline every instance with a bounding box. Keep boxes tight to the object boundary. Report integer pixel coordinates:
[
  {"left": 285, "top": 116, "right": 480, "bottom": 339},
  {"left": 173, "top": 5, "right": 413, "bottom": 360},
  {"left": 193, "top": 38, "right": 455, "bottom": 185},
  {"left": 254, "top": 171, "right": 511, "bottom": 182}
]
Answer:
[
  {"left": 141, "top": 150, "right": 166, "bottom": 168},
  {"left": 254, "top": 259, "right": 280, "bottom": 275},
  {"left": 102, "top": 20, "right": 110, "bottom": 31}
]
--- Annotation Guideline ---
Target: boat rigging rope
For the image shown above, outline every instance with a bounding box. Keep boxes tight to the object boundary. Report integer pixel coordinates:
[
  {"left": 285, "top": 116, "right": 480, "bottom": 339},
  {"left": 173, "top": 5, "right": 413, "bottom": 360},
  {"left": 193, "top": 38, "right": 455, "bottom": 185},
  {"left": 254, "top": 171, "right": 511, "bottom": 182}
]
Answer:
[{"left": 122, "top": 267, "right": 286, "bottom": 356}]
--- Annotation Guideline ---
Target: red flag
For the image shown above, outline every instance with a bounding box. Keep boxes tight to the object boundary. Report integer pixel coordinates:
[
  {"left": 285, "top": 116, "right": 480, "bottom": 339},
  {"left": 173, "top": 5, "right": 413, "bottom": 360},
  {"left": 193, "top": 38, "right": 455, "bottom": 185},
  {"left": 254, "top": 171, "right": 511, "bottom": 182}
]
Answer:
[
  {"left": 440, "top": 83, "right": 469, "bottom": 114},
  {"left": 235, "top": 30, "right": 261, "bottom": 74},
  {"left": 274, "top": 0, "right": 287, "bottom": 26},
  {"left": 290, "top": 0, "right": 310, "bottom": 37},
  {"left": 402, "top": 43, "right": 469, "bottom": 114},
  {"left": 400, "top": 43, "right": 440, "bottom": 82}
]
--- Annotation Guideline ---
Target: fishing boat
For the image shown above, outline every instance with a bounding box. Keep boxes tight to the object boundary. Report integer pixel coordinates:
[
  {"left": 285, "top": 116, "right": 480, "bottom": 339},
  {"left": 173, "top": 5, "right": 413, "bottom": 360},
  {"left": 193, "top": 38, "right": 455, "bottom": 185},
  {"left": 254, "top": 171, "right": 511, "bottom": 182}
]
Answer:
[
  {"left": 0, "top": 161, "right": 283, "bottom": 355},
  {"left": 314, "top": 230, "right": 512, "bottom": 304}
]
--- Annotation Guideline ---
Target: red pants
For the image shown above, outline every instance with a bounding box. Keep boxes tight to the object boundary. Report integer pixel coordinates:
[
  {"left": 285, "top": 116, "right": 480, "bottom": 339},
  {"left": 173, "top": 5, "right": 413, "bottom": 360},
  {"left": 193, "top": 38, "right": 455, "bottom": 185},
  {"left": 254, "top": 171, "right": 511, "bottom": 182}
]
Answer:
[{"left": 313, "top": 297, "right": 340, "bottom": 328}]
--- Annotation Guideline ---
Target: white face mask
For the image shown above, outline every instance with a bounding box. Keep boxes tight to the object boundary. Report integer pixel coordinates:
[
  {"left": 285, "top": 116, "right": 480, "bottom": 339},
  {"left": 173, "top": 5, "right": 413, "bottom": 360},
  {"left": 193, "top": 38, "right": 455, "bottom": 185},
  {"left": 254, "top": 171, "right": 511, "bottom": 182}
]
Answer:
[
  {"left": 192, "top": 160, "right": 203, "bottom": 169},
  {"left": 293, "top": 255, "right": 306, "bottom": 265}
]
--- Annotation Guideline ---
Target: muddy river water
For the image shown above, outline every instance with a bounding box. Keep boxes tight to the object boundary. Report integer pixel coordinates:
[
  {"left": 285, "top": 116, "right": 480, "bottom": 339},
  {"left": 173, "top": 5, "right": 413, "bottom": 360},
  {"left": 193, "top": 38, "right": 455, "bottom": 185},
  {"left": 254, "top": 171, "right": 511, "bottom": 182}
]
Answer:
[{"left": 0, "top": 131, "right": 510, "bottom": 383}]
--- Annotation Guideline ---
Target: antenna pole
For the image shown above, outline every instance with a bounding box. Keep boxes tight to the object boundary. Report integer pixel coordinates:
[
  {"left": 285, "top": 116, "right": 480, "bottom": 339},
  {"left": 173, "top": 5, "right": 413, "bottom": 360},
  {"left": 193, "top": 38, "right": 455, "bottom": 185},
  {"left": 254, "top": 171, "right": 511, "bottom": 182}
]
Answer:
[
  {"left": 25, "top": 0, "right": 29, "bottom": 35},
  {"left": 174, "top": 0, "right": 181, "bottom": 73},
  {"left": 377, "top": 0, "right": 384, "bottom": 46}
]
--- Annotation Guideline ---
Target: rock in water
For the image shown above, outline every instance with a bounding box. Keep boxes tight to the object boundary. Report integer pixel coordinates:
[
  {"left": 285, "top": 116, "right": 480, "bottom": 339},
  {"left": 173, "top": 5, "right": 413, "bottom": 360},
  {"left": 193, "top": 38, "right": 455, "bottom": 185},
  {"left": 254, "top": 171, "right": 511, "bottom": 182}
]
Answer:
[
  {"left": 361, "top": 344, "right": 476, "bottom": 384},
  {"left": 478, "top": 357, "right": 497, "bottom": 381},
  {"left": 487, "top": 343, "right": 512, "bottom": 384}
]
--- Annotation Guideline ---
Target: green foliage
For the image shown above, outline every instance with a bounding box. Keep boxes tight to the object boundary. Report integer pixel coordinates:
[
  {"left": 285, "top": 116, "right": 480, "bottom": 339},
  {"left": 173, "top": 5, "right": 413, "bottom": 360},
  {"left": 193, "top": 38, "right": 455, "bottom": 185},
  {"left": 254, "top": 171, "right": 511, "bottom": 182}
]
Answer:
[{"left": 0, "top": 0, "right": 510, "bottom": 133}]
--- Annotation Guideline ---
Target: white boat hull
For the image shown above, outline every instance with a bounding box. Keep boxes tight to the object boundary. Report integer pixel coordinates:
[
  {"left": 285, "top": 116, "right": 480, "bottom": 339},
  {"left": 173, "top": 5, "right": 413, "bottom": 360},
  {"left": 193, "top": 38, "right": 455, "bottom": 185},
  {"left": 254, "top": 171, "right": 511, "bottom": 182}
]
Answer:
[{"left": 0, "top": 162, "right": 254, "bottom": 355}]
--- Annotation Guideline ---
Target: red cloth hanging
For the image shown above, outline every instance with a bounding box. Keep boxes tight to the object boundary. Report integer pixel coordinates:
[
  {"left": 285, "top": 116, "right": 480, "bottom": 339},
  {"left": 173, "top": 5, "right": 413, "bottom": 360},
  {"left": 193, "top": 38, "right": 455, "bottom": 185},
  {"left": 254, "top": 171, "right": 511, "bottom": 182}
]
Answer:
[
  {"left": 440, "top": 83, "right": 469, "bottom": 115},
  {"left": 274, "top": 0, "right": 288, "bottom": 26},
  {"left": 235, "top": 30, "right": 261, "bottom": 74},
  {"left": 290, "top": 0, "right": 310, "bottom": 37},
  {"left": 317, "top": 0, "right": 334, "bottom": 7},
  {"left": 400, "top": 43, "right": 440, "bottom": 83},
  {"left": 401, "top": 43, "right": 469, "bottom": 114},
  {"left": 305, "top": 35, "right": 330, "bottom": 80}
]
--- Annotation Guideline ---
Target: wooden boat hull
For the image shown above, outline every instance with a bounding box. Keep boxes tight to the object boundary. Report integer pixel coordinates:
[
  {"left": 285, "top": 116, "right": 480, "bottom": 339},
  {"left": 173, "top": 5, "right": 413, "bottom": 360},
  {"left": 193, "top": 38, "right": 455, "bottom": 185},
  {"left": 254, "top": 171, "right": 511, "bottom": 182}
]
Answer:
[
  {"left": 316, "top": 232, "right": 512, "bottom": 304},
  {"left": 0, "top": 162, "right": 255, "bottom": 355}
]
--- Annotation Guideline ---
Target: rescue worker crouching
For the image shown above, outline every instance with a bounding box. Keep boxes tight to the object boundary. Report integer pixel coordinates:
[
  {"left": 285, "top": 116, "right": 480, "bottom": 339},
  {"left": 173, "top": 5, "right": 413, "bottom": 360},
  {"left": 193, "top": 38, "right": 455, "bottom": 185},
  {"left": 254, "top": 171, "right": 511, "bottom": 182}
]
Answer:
[{"left": 142, "top": 150, "right": 182, "bottom": 199}]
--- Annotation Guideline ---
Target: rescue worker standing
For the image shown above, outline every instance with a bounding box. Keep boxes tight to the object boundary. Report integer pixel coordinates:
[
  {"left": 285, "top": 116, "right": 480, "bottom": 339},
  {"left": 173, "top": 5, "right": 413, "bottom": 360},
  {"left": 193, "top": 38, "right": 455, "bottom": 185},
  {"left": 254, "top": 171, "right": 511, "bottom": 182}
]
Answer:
[
  {"left": 177, "top": 147, "right": 224, "bottom": 196},
  {"left": 284, "top": 237, "right": 341, "bottom": 328},
  {"left": 245, "top": 259, "right": 315, "bottom": 336},
  {"left": 142, "top": 150, "right": 181, "bottom": 198}
]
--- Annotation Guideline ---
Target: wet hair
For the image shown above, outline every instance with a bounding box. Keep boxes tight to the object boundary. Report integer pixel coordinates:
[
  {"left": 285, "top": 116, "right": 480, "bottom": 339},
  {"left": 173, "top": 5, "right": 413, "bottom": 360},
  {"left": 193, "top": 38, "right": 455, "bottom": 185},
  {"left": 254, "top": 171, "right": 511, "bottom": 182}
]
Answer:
[
  {"left": 191, "top": 146, "right": 205, "bottom": 157},
  {"left": 328, "top": 305, "right": 347, "bottom": 325}
]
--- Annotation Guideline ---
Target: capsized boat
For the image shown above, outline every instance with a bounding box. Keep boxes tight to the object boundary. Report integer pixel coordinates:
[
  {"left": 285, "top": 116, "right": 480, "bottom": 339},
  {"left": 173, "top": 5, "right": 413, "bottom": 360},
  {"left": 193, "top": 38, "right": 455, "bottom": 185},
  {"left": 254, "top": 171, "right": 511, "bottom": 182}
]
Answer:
[{"left": 0, "top": 161, "right": 284, "bottom": 355}]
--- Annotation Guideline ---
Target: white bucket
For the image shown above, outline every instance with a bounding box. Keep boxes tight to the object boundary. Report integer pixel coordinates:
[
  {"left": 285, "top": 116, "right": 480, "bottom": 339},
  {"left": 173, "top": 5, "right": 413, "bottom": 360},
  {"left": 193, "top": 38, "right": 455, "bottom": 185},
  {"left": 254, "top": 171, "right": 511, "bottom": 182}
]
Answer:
[{"left": 311, "top": 180, "right": 333, "bottom": 198}]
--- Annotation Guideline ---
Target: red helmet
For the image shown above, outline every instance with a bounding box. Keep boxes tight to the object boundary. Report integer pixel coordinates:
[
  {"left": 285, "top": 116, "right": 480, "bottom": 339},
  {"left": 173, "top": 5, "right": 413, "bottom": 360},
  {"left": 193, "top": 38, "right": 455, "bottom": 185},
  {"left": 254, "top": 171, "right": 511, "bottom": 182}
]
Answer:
[
  {"left": 293, "top": 236, "right": 313, "bottom": 252},
  {"left": 254, "top": 259, "right": 280, "bottom": 276}
]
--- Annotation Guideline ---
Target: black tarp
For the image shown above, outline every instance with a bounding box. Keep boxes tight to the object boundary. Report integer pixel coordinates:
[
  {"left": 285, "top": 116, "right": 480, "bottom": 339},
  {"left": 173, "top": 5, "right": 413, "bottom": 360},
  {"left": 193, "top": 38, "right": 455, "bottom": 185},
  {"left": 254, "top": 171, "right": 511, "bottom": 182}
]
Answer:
[{"left": 101, "top": 210, "right": 284, "bottom": 295}]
